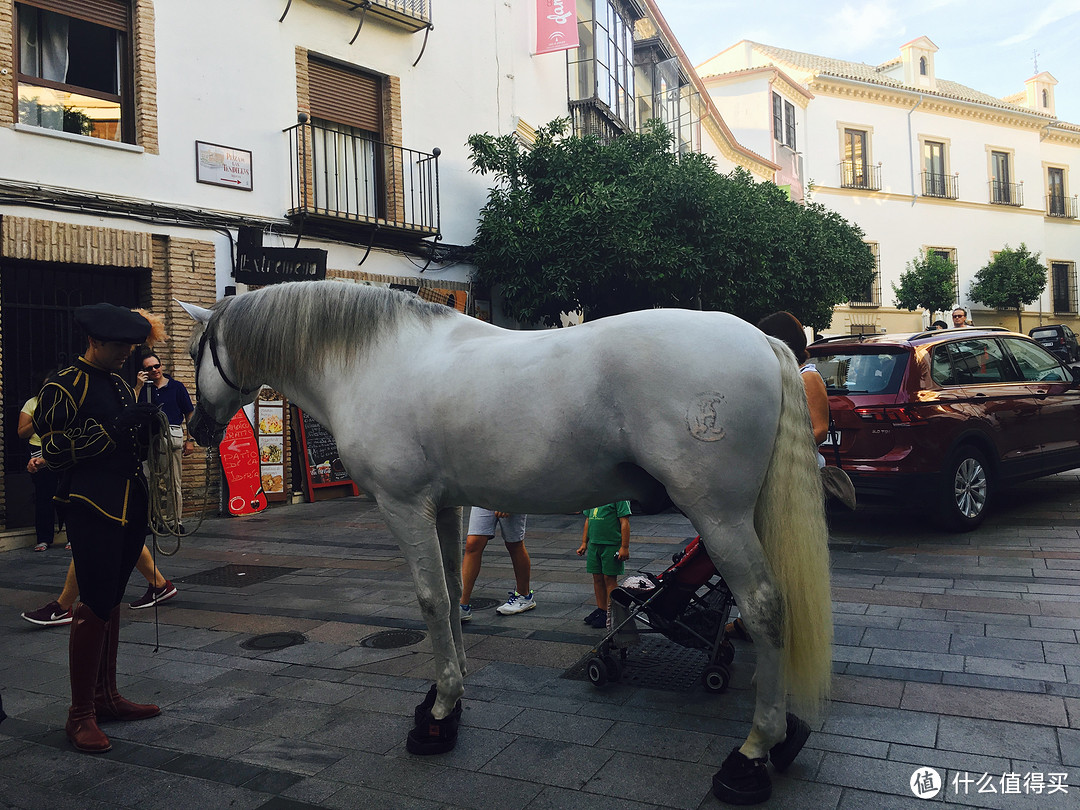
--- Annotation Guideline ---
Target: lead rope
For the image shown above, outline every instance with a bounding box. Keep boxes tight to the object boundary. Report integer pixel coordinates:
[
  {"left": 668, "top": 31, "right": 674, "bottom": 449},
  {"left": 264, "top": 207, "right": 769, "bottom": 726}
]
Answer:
[{"left": 142, "top": 409, "right": 217, "bottom": 650}]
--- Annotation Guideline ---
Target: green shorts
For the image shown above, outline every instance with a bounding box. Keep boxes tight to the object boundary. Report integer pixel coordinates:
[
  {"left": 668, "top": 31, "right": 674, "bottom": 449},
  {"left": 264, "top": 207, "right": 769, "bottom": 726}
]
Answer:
[{"left": 586, "top": 542, "right": 624, "bottom": 577}]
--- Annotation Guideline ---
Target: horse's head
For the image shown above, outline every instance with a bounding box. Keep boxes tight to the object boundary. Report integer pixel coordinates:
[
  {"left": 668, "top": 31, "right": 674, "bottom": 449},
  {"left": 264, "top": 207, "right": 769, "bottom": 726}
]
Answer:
[{"left": 178, "top": 299, "right": 261, "bottom": 447}]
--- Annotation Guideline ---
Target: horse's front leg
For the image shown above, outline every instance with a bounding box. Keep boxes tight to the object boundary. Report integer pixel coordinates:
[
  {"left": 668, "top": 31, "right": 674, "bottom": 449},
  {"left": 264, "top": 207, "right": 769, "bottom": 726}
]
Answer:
[
  {"left": 377, "top": 497, "right": 463, "bottom": 754},
  {"left": 436, "top": 506, "right": 467, "bottom": 679}
]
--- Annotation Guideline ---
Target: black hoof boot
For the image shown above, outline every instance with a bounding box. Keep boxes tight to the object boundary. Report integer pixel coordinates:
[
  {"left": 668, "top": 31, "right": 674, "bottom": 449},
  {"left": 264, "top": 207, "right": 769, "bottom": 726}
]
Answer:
[
  {"left": 406, "top": 707, "right": 460, "bottom": 755},
  {"left": 712, "top": 748, "right": 771, "bottom": 805},
  {"left": 413, "top": 684, "right": 463, "bottom": 726},
  {"left": 769, "top": 712, "right": 811, "bottom": 773}
]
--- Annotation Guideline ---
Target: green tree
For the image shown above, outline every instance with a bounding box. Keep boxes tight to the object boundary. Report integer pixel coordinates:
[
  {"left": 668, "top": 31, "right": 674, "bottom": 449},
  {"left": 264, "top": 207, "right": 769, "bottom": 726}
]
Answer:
[
  {"left": 467, "top": 118, "right": 875, "bottom": 331},
  {"left": 892, "top": 251, "right": 957, "bottom": 319},
  {"left": 968, "top": 243, "right": 1046, "bottom": 331}
]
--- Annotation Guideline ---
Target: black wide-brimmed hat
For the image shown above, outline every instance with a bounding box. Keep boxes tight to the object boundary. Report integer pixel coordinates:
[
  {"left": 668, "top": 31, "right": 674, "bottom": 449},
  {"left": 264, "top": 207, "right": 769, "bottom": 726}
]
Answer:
[{"left": 74, "top": 303, "right": 152, "bottom": 344}]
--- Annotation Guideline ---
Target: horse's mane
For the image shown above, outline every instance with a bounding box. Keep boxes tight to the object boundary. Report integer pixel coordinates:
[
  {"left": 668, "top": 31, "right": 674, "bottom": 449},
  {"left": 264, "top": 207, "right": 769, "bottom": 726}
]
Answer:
[{"left": 208, "top": 281, "right": 456, "bottom": 383}]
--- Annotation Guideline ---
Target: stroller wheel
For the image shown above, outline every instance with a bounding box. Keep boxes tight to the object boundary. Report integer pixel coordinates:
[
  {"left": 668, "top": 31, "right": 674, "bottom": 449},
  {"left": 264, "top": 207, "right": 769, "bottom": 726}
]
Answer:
[
  {"left": 602, "top": 653, "right": 622, "bottom": 682},
  {"left": 702, "top": 664, "right": 730, "bottom": 694},
  {"left": 586, "top": 655, "right": 610, "bottom": 688}
]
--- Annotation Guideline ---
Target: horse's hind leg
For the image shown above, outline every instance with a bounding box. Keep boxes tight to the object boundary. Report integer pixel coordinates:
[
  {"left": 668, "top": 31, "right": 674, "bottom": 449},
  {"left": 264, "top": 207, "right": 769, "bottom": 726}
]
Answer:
[
  {"left": 377, "top": 497, "right": 464, "bottom": 754},
  {"left": 690, "top": 516, "right": 789, "bottom": 804},
  {"left": 436, "top": 506, "right": 467, "bottom": 678}
]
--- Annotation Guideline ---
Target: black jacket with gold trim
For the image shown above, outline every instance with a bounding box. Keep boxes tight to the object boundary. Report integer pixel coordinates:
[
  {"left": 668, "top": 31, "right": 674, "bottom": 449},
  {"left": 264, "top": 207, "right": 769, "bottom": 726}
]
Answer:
[{"left": 33, "top": 357, "right": 148, "bottom": 526}]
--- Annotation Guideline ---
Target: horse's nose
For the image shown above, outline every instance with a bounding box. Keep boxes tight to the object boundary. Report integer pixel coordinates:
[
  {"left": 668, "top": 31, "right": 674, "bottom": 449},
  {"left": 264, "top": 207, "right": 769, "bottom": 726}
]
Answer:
[{"left": 188, "top": 411, "right": 220, "bottom": 447}]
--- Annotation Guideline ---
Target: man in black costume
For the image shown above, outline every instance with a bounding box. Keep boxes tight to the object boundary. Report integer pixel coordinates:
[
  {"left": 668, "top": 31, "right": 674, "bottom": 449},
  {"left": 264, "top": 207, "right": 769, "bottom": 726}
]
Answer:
[{"left": 34, "top": 303, "right": 163, "bottom": 753}]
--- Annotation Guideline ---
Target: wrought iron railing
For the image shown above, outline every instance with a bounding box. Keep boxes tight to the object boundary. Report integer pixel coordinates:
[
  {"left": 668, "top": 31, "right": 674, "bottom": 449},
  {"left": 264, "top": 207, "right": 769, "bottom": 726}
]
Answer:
[
  {"left": 922, "top": 171, "right": 959, "bottom": 199},
  {"left": 286, "top": 119, "right": 440, "bottom": 235},
  {"left": 1046, "top": 194, "right": 1078, "bottom": 219},
  {"left": 989, "top": 180, "right": 1023, "bottom": 207},
  {"left": 839, "top": 161, "right": 881, "bottom": 191}
]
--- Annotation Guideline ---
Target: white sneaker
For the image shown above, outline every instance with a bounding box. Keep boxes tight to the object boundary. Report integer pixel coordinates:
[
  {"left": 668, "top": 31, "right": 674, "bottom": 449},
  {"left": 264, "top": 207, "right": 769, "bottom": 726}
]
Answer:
[
  {"left": 496, "top": 591, "right": 535, "bottom": 615},
  {"left": 459, "top": 603, "right": 473, "bottom": 623}
]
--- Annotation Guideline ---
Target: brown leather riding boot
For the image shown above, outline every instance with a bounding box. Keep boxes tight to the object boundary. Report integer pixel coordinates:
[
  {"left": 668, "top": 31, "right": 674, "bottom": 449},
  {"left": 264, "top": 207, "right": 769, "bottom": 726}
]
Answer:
[
  {"left": 94, "top": 606, "right": 160, "bottom": 722},
  {"left": 65, "top": 604, "right": 111, "bottom": 753}
]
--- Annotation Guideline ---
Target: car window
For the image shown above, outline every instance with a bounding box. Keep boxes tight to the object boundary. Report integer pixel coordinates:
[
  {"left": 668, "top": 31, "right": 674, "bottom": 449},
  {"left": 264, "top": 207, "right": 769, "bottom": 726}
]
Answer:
[
  {"left": 1002, "top": 337, "right": 1068, "bottom": 382},
  {"left": 812, "top": 351, "right": 906, "bottom": 394},
  {"left": 943, "top": 339, "right": 1012, "bottom": 384},
  {"left": 930, "top": 345, "right": 957, "bottom": 385},
  {"left": 1030, "top": 327, "right": 1057, "bottom": 340}
]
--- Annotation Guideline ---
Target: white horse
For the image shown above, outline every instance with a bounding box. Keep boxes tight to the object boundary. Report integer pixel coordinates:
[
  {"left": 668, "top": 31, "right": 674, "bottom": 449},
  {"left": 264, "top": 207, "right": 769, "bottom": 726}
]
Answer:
[{"left": 180, "top": 280, "right": 831, "bottom": 804}]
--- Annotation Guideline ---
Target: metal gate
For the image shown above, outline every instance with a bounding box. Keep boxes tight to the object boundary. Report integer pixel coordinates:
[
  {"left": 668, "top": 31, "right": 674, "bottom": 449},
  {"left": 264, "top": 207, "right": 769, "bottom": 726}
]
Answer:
[{"left": 2, "top": 260, "right": 143, "bottom": 526}]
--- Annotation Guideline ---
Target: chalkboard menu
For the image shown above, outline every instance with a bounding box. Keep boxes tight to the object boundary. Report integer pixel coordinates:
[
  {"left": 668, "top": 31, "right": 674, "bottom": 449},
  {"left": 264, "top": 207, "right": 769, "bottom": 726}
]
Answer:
[{"left": 293, "top": 407, "right": 359, "bottom": 501}]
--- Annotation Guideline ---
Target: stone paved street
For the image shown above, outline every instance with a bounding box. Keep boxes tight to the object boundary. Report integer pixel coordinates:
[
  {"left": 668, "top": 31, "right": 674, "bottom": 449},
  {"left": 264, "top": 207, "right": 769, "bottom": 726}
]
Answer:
[{"left": 1, "top": 474, "right": 1078, "bottom": 809}]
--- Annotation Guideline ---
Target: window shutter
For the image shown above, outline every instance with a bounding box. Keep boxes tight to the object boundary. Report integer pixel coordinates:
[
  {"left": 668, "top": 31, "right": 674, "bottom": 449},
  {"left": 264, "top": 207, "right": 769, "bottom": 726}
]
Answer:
[
  {"left": 17, "top": 0, "right": 129, "bottom": 30},
  {"left": 308, "top": 59, "right": 381, "bottom": 134}
]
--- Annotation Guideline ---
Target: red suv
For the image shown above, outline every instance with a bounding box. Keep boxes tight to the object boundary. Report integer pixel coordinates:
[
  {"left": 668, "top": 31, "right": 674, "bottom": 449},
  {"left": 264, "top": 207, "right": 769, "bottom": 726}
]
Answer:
[{"left": 808, "top": 327, "right": 1080, "bottom": 530}]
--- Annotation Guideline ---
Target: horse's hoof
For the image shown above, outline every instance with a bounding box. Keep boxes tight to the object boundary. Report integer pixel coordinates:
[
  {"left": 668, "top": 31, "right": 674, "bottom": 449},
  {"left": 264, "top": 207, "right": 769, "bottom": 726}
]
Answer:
[
  {"left": 406, "top": 710, "right": 459, "bottom": 755},
  {"left": 769, "top": 712, "right": 811, "bottom": 773},
  {"left": 413, "top": 684, "right": 463, "bottom": 726},
  {"left": 712, "top": 748, "right": 771, "bottom": 805}
]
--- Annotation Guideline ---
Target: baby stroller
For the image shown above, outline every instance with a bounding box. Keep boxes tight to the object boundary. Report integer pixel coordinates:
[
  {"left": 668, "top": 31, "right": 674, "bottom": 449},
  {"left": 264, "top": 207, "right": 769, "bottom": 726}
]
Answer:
[{"left": 584, "top": 536, "right": 736, "bottom": 692}]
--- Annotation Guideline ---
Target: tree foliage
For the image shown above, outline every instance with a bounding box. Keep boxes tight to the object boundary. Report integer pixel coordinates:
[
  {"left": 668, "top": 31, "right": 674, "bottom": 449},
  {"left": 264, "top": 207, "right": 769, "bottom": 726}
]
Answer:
[
  {"left": 968, "top": 243, "right": 1046, "bottom": 331},
  {"left": 892, "top": 251, "right": 957, "bottom": 315},
  {"left": 467, "top": 118, "right": 875, "bottom": 331}
]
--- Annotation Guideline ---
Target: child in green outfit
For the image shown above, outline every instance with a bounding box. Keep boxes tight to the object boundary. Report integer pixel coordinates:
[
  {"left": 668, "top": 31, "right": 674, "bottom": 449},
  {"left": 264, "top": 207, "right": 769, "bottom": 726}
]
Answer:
[{"left": 577, "top": 501, "right": 631, "bottom": 628}]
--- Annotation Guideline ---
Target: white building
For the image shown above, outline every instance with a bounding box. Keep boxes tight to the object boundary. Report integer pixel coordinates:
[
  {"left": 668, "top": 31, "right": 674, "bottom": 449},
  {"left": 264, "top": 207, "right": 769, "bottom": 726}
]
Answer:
[
  {"left": 0, "top": 0, "right": 770, "bottom": 533},
  {"left": 698, "top": 38, "right": 1080, "bottom": 335}
]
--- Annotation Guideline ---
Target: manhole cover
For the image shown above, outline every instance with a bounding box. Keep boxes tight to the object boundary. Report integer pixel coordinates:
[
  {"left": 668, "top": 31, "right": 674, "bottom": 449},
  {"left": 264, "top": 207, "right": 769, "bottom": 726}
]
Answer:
[
  {"left": 240, "top": 631, "right": 307, "bottom": 651},
  {"left": 177, "top": 564, "right": 299, "bottom": 588},
  {"left": 468, "top": 597, "right": 501, "bottom": 611},
  {"left": 562, "top": 637, "right": 712, "bottom": 692},
  {"left": 359, "top": 629, "right": 427, "bottom": 649}
]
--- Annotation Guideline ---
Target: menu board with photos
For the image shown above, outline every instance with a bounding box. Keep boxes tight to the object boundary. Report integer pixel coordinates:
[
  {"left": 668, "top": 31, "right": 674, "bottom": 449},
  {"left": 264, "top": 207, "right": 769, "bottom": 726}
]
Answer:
[
  {"left": 293, "top": 406, "right": 359, "bottom": 501},
  {"left": 253, "top": 393, "right": 287, "bottom": 502}
]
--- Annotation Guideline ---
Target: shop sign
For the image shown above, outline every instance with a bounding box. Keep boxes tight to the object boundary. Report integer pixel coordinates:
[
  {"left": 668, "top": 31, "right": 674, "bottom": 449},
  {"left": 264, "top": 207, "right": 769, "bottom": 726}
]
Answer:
[{"left": 235, "top": 226, "right": 327, "bottom": 285}]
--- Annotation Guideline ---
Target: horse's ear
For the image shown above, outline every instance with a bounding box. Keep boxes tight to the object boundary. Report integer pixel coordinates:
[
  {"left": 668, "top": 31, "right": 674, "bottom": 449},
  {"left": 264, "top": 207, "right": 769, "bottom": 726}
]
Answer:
[{"left": 176, "top": 299, "right": 212, "bottom": 324}]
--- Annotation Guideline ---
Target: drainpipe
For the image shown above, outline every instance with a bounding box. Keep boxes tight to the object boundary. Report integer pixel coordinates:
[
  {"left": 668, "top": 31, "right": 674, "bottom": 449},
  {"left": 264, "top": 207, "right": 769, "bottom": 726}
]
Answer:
[{"left": 908, "top": 94, "right": 923, "bottom": 204}]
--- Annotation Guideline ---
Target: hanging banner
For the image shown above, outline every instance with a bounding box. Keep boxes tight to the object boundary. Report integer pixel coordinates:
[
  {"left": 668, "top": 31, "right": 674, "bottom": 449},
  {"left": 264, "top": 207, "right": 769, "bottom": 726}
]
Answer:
[{"left": 535, "top": 0, "right": 578, "bottom": 55}]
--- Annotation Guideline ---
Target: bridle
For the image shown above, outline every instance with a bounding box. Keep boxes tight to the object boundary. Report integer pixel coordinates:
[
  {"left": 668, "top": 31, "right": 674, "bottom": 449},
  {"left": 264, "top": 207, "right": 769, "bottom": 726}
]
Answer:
[
  {"left": 191, "top": 322, "right": 260, "bottom": 444},
  {"left": 194, "top": 322, "right": 260, "bottom": 397}
]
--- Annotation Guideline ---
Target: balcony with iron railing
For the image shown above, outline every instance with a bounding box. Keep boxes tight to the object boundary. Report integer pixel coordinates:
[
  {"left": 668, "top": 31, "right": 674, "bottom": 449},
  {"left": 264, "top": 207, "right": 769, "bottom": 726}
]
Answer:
[
  {"left": 989, "top": 180, "right": 1023, "bottom": 207},
  {"left": 280, "top": 0, "right": 431, "bottom": 31},
  {"left": 286, "top": 117, "right": 440, "bottom": 239},
  {"left": 921, "top": 171, "right": 959, "bottom": 200},
  {"left": 839, "top": 161, "right": 881, "bottom": 191},
  {"left": 1046, "top": 193, "right": 1078, "bottom": 219}
]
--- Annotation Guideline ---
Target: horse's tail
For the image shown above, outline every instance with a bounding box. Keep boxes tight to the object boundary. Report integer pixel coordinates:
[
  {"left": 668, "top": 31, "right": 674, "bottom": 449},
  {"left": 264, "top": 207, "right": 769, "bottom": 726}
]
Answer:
[{"left": 754, "top": 337, "right": 832, "bottom": 719}]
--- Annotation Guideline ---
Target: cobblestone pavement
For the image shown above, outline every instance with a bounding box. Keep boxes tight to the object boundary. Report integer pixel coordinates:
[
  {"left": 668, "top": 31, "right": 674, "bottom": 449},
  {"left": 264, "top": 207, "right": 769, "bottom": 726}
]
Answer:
[{"left": 1, "top": 474, "right": 1078, "bottom": 809}]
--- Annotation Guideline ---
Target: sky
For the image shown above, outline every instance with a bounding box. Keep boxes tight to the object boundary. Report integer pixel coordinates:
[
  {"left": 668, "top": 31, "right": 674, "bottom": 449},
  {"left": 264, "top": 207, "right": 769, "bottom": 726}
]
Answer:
[{"left": 654, "top": 0, "right": 1080, "bottom": 125}]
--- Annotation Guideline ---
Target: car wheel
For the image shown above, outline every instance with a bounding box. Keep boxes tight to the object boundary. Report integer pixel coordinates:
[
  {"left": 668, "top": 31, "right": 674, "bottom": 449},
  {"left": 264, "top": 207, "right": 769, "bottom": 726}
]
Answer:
[{"left": 938, "top": 446, "right": 992, "bottom": 531}]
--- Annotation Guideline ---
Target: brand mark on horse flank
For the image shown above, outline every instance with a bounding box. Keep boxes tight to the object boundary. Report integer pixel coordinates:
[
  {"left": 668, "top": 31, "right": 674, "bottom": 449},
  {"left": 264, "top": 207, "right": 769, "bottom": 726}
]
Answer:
[{"left": 687, "top": 392, "right": 726, "bottom": 442}]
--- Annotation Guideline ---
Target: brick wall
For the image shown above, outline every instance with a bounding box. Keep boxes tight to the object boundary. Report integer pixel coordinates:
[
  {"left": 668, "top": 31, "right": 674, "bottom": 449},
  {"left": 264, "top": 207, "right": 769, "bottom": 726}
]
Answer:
[
  {"left": 152, "top": 235, "right": 219, "bottom": 516},
  {"left": 134, "top": 0, "right": 160, "bottom": 154},
  {"left": 1, "top": 216, "right": 153, "bottom": 265},
  {"left": 0, "top": 0, "right": 12, "bottom": 128}
]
